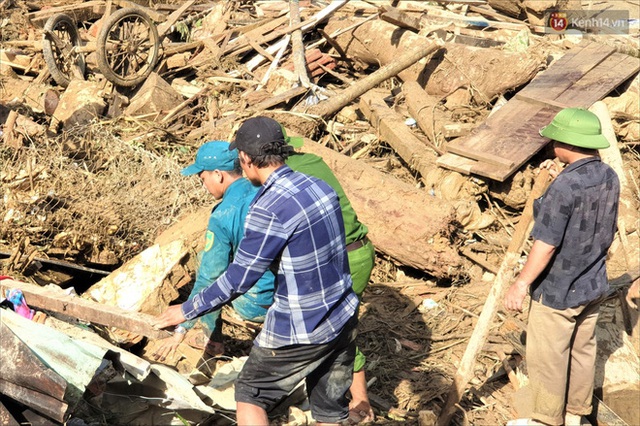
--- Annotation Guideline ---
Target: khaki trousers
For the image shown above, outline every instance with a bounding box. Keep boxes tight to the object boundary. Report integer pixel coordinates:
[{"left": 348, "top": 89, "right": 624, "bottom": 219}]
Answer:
[{"left": 526, "top": 297, "right": 602, "bottom": 425}]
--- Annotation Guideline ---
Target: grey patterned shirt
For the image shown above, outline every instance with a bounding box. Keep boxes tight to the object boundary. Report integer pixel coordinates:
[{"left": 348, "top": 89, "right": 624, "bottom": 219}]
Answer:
[{"left": 530, "top": 157, "right": 620, "bottom": 309}]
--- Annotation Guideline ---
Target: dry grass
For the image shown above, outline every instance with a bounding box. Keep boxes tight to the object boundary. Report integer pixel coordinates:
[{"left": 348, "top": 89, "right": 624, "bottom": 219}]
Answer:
[{"left": 0, "top": 121, "right": 208, "bottom": 268}]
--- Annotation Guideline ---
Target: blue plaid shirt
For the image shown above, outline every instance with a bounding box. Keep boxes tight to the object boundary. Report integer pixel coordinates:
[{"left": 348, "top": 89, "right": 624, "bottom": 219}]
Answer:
[
  {"left": 531, "top": 157, "right": 620, "bottom": 309},
  {"left": 182, "top": 165, "right": 359, "bottom": 348}
]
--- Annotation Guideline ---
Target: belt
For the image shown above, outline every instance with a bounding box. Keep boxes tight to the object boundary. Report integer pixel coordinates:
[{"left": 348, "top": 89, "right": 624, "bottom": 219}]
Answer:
[{"left": 346, "top": 236, "right": 369, "bottom": 252}]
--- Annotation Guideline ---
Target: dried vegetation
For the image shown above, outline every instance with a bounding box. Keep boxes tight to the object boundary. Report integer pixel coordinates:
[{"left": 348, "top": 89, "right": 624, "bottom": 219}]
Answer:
[{"left": 1, "top": 0, "right": 639, "bottom": 425}]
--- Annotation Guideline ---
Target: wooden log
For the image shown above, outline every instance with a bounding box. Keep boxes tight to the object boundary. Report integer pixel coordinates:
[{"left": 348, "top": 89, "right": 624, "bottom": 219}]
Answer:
[
  {"left": 0, "top": 279, "right": 171, "bottom": 339},
  {"left": 299, "top": 139, "right": 462, "bottom": 277},
  {"left": 591, "top": 101, "right": 639, "bottom": 235},
  {"left": 324, "top": 16, "right": 541, "bottom": 103},
  {"left": 324, "top": 17, "right": 436, "bottom": 84},
  {"left": 437, "top": 168, "right": 550, "bottom": 426},
  {"left": 301, "top": 39, "right": 443, "bottom": 118},
  {"left": 359, "top": 90, "right": 441, "bottom": 175},
  {"left": 289, "top": 0, "right": 310, "bottom": 88},
  {"left": 156, "top": 141, "right": 462, "bottom": 278},
  {"left": 402, "top": 80, "right": 450, "bottom": 146}
]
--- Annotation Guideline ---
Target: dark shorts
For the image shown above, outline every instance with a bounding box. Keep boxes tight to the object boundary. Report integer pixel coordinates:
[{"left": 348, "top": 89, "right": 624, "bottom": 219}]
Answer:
[{"left": 235, "top": 315, "right": 358, "bottom": 423}]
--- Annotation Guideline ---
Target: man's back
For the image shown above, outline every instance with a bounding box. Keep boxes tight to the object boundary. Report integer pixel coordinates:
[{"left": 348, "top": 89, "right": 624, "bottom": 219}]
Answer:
[
  {"left": 286, "top": 152, "right": 368, "bottom": 245},
  {"left": 531, "top": 157, "right": 620, "bottom": 309},
  {"left": 238, "top": 165, "right": 358, "bottom": 347}
]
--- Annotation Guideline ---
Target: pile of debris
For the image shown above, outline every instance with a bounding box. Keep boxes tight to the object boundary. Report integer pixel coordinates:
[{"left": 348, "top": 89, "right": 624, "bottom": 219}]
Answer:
[{"left": 1, "top": 0, "right": 639, "bottom": 425}]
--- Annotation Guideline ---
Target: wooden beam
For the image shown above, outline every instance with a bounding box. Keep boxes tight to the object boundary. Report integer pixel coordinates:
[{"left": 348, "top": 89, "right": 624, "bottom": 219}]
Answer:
[
  {"left": 0, "top": 380, "right": 68, "bottom": 423},
  {"left": 0, "top": 321, "right": 68, "bottom": 402},
  {"left": 380, "top": 6, "right": 422, "bottom": 31},
  {"left": 27, "top": 1, "right": 104, "bottom": 27},
  {"left": 0, "top": 400, "right": 20, "bottom": 426},
  {"left": 437, "top": 168, "right": 550, "bottom": 426},
  {"left": 302, "top": 39, "right": 443, "bottom": 118},
  {"left": 0, "top": 279, "right": 171, "bottom": 339},
  {"left": 359, "top": 90, "right": 441, "bottom": 178}
]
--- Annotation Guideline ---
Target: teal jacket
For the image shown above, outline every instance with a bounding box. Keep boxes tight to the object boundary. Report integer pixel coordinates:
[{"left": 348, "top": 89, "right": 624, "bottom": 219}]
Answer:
[{"left": 185, "top": 178, "right": 275, "bottom": 330}]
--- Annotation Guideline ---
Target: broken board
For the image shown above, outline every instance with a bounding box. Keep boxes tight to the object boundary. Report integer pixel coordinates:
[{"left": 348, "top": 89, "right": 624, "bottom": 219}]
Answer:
[
  {"left": 437, "top": 42, "right": 640, "bottom": 181},
  {"left": 0, "top": 279, "right": 171, "bottom": 339}
]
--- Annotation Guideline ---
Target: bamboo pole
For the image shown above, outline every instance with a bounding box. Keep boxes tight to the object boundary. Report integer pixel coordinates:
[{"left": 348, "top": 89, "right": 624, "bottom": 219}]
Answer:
[
  {"left": 302, "top": 39, "right": 443, "bottom": 118},
  {"left": 437, "top": 168, "right": 550, "bottom": 426}
]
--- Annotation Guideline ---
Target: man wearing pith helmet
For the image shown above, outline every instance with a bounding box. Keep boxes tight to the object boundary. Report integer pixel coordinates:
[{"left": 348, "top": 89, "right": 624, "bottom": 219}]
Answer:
[{"left": 504, "top": 108, "right": 620, "bottom": 426}]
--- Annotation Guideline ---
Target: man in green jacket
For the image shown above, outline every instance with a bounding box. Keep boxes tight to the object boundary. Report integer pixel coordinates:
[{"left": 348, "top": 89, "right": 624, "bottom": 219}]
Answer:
[{"left": 284, "top": 125, "right": 376, "bottom": 423}]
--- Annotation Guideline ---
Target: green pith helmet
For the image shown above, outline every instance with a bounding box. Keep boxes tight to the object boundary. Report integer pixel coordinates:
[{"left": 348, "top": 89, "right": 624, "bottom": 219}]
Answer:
[{"left": 539, "top": 108, "right": 609, "bottom": 149}]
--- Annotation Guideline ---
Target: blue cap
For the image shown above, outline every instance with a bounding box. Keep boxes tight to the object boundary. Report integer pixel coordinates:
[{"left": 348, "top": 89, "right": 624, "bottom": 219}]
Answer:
[{"left": 181, "top": 141, "right": 237, "bottom": 176}]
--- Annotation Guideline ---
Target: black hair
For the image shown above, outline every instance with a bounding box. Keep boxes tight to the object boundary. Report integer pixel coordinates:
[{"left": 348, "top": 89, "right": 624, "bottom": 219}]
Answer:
[
  {"left": 243, "top": 143, "right": 294, "bottom": 168},
  {"left": 228, "top": 158, "right": 243, "bottom": 176}
]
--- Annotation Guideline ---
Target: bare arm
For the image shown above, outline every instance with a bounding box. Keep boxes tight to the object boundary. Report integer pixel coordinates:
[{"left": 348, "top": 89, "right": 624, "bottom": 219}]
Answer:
[{"left": 504, "top": 239, "right": 556, "bottom": 312}]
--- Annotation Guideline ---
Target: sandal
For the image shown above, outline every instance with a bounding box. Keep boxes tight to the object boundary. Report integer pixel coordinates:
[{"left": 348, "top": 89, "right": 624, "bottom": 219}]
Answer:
[{"left": 184, "top": 330, "right": 224, "bottom": 357}]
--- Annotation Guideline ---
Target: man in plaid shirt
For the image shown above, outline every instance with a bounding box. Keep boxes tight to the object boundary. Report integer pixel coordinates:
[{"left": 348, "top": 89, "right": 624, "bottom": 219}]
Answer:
[{"left": 154, "top": 116, "right": 359, "bottom": 426}]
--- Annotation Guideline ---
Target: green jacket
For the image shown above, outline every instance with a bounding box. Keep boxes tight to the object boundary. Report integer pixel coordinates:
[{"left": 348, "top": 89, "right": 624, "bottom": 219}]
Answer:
[{"left": 286, "top": 152, "right": 368, "bottom": 245}]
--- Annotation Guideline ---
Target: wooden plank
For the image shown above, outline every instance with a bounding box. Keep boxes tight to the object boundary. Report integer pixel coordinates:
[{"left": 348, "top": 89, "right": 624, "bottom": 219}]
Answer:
[
  {"left": 0, "top": 400, "right": 20, "bottom": 426},
  {"left": 418, "top": 5, "right": 542, "bottom": 31},
  {"left": 0, "top": 322, "right": 68, "bottom": 402},
  {"left": 380, "top": 6, "right": 422, "bottom": 31},
  {"left": 440, "top": 47, "right": 639, "bottom": 181},
  {"left": 442, "top": 99, "right": 559, "bottom": 181},
  {"left": 28, "top": 1, "right": 166, "bottom": 27},
  {"left": 0, "top": 380, "right": 68, "bottom": 423},
  {"left": 223, "top": 15, "right": 291, "bottom": 56},
  {"left": 27, "top": 1, "right": 104, "bottom": 26},
  {"left": 589, "top": 395, "right": 629, "bottom": 426},
  {"left": 156, "top": 0, "right": 196, "bottom": 37},
  {"left": 436, "top": 153, "right": 511, "bottom": 182},
  {"left": 518, "top": 42, "right": 615, "bottom": 102},
  {"left": 446, "top": 144, "right": 515, "bottom": 168},
  {"left": 554, "top": 53, "right": 640, "bottom": 107},
  {"left": 513, "top": 93, "right": 574, "bottom": 109},
  {"left": 0, "top": 279, "right": 171, "bottom": 339}
]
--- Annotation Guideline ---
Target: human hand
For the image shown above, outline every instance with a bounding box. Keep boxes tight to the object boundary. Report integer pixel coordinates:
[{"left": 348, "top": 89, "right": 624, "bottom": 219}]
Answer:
[
  {"left": 152, "top": 332, "right": 185, "bottom": 362},
  {"left": 152, "top": 304, "right": 187, "bottom": 330},
  {"left": 504, "top": 281, "right": 529, "bottom": 312},
  {"left": 626, "top": 280, "right": 639, "bottom": 309}
]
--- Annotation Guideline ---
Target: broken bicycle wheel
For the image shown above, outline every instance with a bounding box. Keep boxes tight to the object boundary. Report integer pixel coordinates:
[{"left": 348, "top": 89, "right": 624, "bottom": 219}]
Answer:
[
  {"left": 96, "top": 8, "right": 160, "bottom": 87},
  {"left": 42, "top": 13, "right": 85, "bottom": 88}
]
